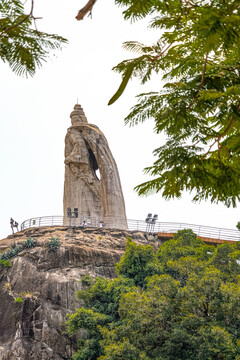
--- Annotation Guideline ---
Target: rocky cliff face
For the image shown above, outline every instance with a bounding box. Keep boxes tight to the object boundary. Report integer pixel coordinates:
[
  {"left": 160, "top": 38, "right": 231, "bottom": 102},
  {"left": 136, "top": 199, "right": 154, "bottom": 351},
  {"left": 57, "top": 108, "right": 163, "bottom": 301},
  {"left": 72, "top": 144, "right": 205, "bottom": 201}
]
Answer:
[{"left": 0, "top": 226, "right": 152, "bottom": 360}]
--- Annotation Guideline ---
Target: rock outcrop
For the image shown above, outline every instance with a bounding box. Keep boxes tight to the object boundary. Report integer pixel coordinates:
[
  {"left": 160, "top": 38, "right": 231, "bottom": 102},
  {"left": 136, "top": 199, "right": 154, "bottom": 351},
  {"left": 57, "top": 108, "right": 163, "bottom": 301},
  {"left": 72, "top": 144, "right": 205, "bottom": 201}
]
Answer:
[{"left": 0, "top": 226, "right": 152, "bottom": 360}]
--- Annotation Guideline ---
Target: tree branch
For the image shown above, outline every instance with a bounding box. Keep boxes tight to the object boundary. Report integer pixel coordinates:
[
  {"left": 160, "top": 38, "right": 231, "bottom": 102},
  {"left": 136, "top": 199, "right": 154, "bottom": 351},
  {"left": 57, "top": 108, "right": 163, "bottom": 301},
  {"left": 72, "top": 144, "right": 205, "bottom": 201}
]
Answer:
[
  {"left": 76, "top": 0, "right": 97, "bottom": 21},
  {"left": 202, "top": 103, "right": 240, "bottom": 160},
  {"left": 202, "top": 139, "right": 217, "bottom": 159},
  {"left": 0, "top": 0, "right": 34, "bottom": 37},
  {"left": 187, "top": 52, "right": 208, "bottom": 110},
  {"left": 151, "top": 42, "right": 174, "bottom": 62}
]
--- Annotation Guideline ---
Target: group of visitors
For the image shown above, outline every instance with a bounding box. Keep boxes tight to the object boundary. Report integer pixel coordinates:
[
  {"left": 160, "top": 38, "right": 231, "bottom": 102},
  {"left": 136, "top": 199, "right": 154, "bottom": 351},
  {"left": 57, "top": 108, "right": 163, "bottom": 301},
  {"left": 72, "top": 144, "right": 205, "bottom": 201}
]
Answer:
[
  {"left": 81, "top": 220, "right": 105, "bottom": 228},
  {"left": 10, "top": 218, "right": 19, "bottom": 234}
]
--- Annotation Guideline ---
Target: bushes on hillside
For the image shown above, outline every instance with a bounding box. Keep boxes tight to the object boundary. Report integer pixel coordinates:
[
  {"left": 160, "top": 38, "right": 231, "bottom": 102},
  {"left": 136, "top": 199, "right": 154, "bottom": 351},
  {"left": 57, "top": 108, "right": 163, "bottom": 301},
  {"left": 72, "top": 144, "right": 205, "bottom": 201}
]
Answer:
[{"left": 66, "top": 229, "right": 240, "bottom": 360}]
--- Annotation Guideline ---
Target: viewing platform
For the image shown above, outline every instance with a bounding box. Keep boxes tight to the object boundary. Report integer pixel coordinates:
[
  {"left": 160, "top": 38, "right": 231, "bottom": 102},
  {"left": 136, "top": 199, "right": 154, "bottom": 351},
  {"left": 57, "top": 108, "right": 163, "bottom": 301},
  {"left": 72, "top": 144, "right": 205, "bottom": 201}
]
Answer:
[{"left": 19, "top": 215, "right": 240, "bottom": 245}]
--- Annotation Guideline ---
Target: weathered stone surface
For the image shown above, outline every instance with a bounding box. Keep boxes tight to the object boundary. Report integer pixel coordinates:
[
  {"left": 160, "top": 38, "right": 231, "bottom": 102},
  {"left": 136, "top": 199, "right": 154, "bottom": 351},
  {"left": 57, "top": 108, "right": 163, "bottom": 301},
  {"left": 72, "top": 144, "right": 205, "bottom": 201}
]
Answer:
[
  {"left": 0, "top": 226, "right": 156, "bottom": 360},
  {"left": 63, "top": 104, "right": 128, "bottom": 230}
]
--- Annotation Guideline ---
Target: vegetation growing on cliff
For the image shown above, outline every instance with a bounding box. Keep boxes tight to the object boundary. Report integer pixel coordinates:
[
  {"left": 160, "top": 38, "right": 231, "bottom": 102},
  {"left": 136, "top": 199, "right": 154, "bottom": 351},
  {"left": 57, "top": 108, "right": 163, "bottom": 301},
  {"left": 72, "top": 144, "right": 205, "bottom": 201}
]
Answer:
[
  {"left": 47, "top": 236, "right": 60, "bottom": 252},
  {"left": 0, "top": 259, "right": 11, "bottom": 268},
  {"left": 0, "top": 237, "right": 59, "bottom": 264},
  {"left": 66, "top": 230, "right": 240, "bottom": 360},
  {"left": 0, "top": 238, "right": 37, "bottom": 261}
]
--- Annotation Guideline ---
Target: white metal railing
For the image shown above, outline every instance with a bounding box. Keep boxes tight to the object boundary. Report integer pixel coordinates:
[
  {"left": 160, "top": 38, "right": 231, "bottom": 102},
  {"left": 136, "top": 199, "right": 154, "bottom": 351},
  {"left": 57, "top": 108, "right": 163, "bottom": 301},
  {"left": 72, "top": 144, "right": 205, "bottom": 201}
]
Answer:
[{"left": 19, "top": 215, "right": 240, "bottom": 242}]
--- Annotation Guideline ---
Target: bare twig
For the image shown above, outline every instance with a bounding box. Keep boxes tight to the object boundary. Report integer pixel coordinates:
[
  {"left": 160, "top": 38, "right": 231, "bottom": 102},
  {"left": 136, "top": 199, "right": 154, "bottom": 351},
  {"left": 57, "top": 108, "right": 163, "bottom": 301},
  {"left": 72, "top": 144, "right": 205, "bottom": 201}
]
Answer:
[
  {"left": 32, "top": 16, "right": 43, "bottom": 32},
  {"left": 76, "top": 0, "right": 97, "bottom": 21}
]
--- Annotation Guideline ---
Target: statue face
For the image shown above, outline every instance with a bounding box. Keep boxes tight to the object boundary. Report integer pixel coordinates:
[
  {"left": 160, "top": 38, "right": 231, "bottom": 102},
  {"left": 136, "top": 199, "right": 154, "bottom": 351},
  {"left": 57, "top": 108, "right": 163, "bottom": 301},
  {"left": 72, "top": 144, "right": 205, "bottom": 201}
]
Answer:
[{"left": 71, "top": 115, "right": 81, "bottom": 125}]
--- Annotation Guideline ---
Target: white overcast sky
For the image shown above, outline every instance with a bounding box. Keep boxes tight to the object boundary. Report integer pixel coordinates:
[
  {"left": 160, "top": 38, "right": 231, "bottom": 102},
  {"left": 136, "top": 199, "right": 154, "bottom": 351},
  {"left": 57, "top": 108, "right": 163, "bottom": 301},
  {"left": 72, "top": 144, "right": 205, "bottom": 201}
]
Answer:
[{"left": 0, "top": 0, "right": 239, "bottom": 239}]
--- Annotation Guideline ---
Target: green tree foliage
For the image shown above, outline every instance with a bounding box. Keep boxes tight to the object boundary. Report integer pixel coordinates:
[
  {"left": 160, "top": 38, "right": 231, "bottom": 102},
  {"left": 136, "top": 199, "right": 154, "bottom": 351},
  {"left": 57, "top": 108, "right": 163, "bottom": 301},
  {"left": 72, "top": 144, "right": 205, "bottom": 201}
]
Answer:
[
  {"left": 66, "top": 309, "right": 107, "bottom": 360},
  {"left": 66, "top": 276, "right": 135, "bottom": 359},
  {"left": 110, "top": 0, "right": 240, "bottom": 207},
  {"left": 66, "top": 230, "right": 240, "bottom": 359},
  {"left": 76, "top": 276, "right": 135, "bottom": 323},
  {"left": 210, "top": 242, "right": 240, "bottom": 281},
  {"left": 115, "top": 237, "right": 157, "bottom": 287},
  {"left": 0, "top": 0, "right": 67, "bottom": 76}
]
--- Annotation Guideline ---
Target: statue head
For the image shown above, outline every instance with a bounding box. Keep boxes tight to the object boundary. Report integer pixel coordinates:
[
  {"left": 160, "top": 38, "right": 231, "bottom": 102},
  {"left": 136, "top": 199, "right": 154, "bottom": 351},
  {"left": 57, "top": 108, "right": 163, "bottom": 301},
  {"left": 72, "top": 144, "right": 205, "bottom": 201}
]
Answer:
[{"left": 70, "top": 104, "right": 88, "bottom": 125}]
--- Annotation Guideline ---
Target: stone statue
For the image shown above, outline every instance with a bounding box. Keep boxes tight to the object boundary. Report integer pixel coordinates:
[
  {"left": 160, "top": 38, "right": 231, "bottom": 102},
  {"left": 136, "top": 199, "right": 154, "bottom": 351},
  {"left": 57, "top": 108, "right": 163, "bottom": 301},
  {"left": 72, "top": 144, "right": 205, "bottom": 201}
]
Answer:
[{"left": 63, "top": 104, "right": 128, "bottom": 230}]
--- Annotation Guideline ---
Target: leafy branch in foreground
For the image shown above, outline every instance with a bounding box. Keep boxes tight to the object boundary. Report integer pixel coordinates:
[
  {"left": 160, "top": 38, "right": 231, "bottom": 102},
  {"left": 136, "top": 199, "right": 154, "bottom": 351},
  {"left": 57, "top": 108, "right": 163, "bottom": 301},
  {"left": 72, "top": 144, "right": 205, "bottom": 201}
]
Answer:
[
  {"left": 0, "top": 0, "right": 67, "bottom": 76},
  {"left": 110, "top": 0, "right": 240, "bottom": 207}
]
